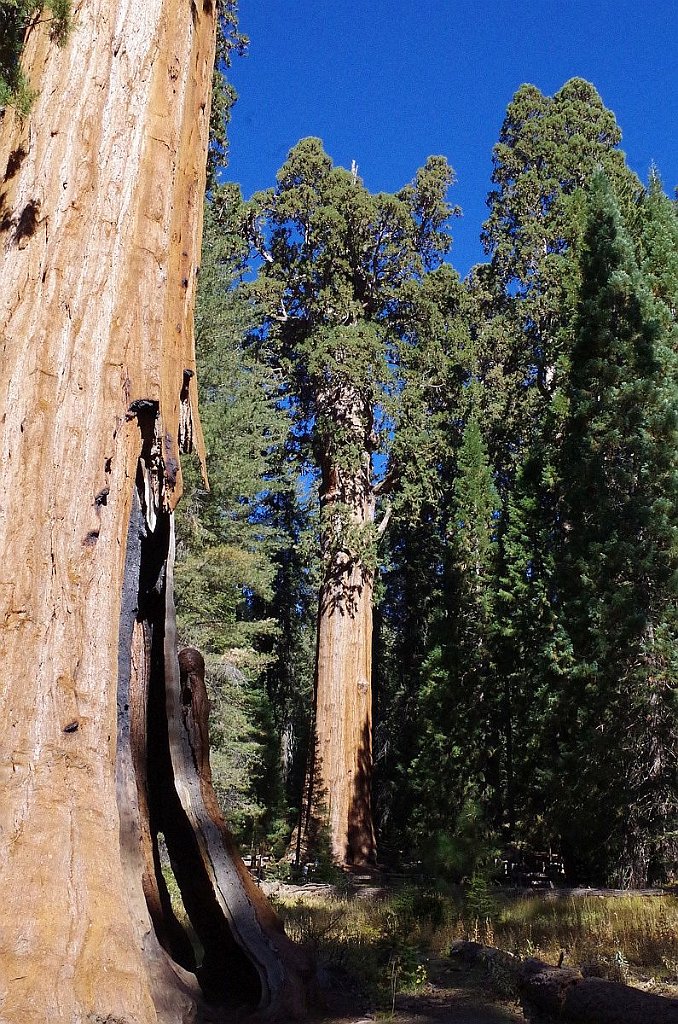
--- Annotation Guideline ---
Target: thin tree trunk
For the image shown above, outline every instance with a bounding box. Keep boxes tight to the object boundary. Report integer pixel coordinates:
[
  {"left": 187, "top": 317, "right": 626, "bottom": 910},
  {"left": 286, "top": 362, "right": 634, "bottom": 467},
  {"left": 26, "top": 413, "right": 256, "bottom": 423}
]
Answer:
[{"left": 0, "top": 5, "right": 311, "bottom": 1020}]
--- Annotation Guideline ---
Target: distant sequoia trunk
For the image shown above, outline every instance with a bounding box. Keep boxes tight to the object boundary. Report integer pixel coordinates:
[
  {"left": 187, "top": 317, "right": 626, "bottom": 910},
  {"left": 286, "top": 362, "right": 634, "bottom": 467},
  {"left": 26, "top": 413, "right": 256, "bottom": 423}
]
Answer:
[
  {"left": 300, "top": 384, "right": 378, "bottom": 868},
  {"left": 0, "top": 5, "right": 310, "bottom": 1023}
]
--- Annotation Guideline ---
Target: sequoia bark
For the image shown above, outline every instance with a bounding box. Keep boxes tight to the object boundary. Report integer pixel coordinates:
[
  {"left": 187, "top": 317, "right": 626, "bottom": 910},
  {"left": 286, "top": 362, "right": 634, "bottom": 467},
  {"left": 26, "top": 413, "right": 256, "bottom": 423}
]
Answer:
[
  {"left": 0, "top": 5, "right": 309, "bottom": 1021},
  {"left": 302, "top": 386, "right": 378, "bottom": 868}
]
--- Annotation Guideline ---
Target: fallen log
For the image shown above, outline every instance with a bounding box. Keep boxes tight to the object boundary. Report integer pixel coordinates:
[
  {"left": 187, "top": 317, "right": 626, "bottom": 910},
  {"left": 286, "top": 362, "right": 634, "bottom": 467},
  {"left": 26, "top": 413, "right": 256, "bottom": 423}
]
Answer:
[
  {"left": 519, "top": 957, "right": 678, "bottom": 1024},
  {"left": 450, "top": 940, "right": 678, "bottom": 1024}
]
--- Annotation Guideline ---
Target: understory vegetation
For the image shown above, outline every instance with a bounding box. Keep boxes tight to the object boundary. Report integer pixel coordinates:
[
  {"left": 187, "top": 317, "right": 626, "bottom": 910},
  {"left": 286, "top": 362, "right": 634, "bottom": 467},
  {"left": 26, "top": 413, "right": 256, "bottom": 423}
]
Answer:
[{"left": 271, "top": 884, "right": 678, "bottom": 1006}]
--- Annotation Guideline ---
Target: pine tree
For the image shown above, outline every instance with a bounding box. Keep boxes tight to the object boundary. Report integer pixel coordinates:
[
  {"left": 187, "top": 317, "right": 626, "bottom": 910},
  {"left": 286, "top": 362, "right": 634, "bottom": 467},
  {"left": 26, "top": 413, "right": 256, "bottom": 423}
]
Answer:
[
  {"left": 174, "top": 194, "right": 294, "bottom": 848},
  {"left": 481, "top": 77, "right": 641, "bottom": 474},
  {"left": 491, "top": 457, "right": 573, "bottom": 848},
  {"left": 406, "top": 409, "right": 501, "bottom": 875},
  {"left": 369, "top": 256, "right": 473, "bottom": 864},
  {"left": 468, "top": 81, "right": 643, "bottom": 860},
  {"left": 556, "top": 172, "right": 678, "bottom": 884},
  {"left": 639, "top": 170, "right": 678, "bottom": 318}
]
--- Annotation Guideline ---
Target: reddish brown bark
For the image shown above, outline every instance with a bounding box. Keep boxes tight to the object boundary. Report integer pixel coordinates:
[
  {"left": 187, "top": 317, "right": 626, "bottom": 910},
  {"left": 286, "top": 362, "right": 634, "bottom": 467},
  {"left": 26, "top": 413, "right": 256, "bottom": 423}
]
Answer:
[
  {"left": 312, "top": 539, "right": 376, "bottom": 868},
  {"left": 301, "top": 385, "right": 378, "bottom": 867},
  {"left": 0, "top": 5, "right": 311, "bottom": 1021}
]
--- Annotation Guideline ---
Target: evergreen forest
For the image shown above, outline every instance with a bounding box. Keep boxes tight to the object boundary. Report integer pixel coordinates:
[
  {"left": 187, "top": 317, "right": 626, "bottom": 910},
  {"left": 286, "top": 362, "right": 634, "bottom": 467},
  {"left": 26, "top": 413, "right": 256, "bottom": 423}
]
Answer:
[
  {"left": 173, "top": 25, "right": 678, "bottom": 890},
  {"left": 2, "top": 1, "right": 678, "bottom": 1020}
]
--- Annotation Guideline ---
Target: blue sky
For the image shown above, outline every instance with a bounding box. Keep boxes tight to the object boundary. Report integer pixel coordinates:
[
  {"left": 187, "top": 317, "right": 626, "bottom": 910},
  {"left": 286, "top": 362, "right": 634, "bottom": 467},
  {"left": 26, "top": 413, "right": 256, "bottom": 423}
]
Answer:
[{"left": 226, "top": 0, "right": 677, "bottom": 277}]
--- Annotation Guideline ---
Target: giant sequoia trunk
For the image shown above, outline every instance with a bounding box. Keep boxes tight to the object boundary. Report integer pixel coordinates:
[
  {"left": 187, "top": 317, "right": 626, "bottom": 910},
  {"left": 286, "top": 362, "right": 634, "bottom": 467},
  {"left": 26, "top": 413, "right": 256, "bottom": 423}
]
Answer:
[
  {"left": 302, "top": 386, "right": 377, "bottom": 868},
  {"left": 0, "top": 6, "right": 310, "bottom": 1022}
]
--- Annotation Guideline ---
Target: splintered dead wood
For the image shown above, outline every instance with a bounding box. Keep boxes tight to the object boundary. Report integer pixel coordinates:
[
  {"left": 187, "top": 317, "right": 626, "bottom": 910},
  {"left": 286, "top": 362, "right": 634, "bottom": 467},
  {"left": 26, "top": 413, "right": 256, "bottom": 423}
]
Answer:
[
  {"left": 116, "top": 474, "right": 314, "bottom": 1018},
  {"left": 163, "top": 528, "right": 314, "bottom": 1014}
]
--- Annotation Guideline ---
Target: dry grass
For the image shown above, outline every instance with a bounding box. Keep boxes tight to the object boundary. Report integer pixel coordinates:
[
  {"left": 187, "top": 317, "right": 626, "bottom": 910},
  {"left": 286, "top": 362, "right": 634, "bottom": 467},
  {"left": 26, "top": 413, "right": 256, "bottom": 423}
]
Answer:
[
  {"left": 270, "top": 883, "right": 678, "bottom": 999},
  {"left": 490, "top": 892, "right": 678, "bottom": 978}
]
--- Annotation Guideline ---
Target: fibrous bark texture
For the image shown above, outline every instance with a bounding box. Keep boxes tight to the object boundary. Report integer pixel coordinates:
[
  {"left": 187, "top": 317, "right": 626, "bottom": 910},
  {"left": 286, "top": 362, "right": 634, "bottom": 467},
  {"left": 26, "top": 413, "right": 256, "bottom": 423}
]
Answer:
[
  {"left": 0, "top": 5, "right": 310, "bottom": 1022},
  {"left": 310, "top": 544, "right": 376, "bottom": 868},
  {"left": 302, "top": 390, "right": 377, "bottom": 867}
]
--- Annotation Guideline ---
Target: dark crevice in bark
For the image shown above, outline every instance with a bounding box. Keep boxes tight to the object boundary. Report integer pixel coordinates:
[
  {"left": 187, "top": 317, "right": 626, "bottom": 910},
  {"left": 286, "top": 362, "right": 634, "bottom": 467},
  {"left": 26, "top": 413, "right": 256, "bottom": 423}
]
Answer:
[
  {"left": 117, "top": 477, "right": 262, "bottom": 1011},
  {"left": 116, "top": 418, "right": 313, "bottom": 1019}
]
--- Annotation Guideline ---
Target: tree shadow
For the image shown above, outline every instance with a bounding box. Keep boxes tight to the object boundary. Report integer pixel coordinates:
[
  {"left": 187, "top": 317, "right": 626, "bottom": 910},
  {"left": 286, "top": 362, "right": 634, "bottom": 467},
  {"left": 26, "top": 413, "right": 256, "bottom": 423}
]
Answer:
[
  {"left": 319, "top": 552, "right": 371, "bottom": 619},
  {"left": 346, "top": 718, "right": 377, "bottom": 868}
]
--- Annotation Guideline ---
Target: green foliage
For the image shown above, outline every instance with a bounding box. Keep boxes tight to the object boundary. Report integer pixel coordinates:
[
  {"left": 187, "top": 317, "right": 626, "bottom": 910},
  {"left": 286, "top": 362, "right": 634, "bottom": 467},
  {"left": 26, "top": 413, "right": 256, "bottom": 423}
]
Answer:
[
  {"left": 261, "top": 486, "right": 318, "bottom": 822},
  {"left": 464, "top": 874, "right": 498, "bottom": 921},
  {"left": 639, "top": 170, "right": 678, "bottom": 317},
  {"left": 433, "top": 80, "right": 668, "bottom": 883},
  {"left": 375, "top": 79, "right": 676, "bottom": 888},
  {"left": 176, "top": 199, "right": 285, "bottom": 656},
  {"left": 206, "top": 659, "right": 279, "bottom": 841},
  {"left": 275, "top": 885, "right": 678, "bottom": 1007},
  {"left": 246, "top": 137, "right": 460, "bottom": 499},
  {"left": 0, "top": 0, "right": 70, "bottom": 112},
  {"left": 381, "top": 407, "right": 500, "bottom": 865},
  {"left": 451, "top": 413, "right": 499, "bottom": 614},
  {"left": 175, "top": 193, "right": 295, "bottom": 844},
  {"left": 186, "top": 71, "right": 676, "bottom": 888},
  {"left": 478, "top": 77, "right": 641, "bottom": 477},
  {"left": 420, "top": 801, "right": 501, "bottom": 884},
  {"left": 554, "top": 172, "right": 678, "bottom": 884},
  {"left": 241, "top": 142, "right": 464, "bottom": 864},
  {"left": 207, "top": 0, "right": 248, "bottom": 189}
]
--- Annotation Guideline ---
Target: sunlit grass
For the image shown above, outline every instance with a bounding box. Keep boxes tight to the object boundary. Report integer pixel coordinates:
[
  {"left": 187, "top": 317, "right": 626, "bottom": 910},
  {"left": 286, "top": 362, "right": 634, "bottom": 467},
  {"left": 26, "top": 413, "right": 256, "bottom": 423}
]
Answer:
[
  {"left": 271, "top": 883, "right": 678, "bottom": 998},
  {"left": 489, "top": 892, "right": 678, "bottom": 985}
]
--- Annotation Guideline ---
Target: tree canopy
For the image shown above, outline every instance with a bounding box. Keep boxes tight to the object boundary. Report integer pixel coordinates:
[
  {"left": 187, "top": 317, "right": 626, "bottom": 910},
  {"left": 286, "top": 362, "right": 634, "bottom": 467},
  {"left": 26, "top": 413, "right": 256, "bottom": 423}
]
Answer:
[{"left": 181, "top": 79, "right": 677, "bottom": 887}]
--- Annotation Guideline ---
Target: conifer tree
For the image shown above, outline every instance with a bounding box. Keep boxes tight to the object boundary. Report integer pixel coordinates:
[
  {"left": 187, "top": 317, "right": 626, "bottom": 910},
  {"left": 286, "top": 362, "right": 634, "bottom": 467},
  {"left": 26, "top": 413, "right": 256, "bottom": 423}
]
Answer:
[
  {"left": 468, "top": 81, "right": 643, "bottom": 855},
  {"left": 639, "top": 170, "right": 678, "bottom": 317},
  {"left": 556, "top": 173, "right": 678, "bottom": 884},
  {"left": 175, "top": 195, "right": 292, "bottom": 845},
  {"left": 405, "top": 409, "right": 501, "bottom": 874},
  {"left": 481, "top": 77, "right": 641, "bottom": 471},
  {"left": 247, "top": 138, "right": 458, "bottom": 865}
]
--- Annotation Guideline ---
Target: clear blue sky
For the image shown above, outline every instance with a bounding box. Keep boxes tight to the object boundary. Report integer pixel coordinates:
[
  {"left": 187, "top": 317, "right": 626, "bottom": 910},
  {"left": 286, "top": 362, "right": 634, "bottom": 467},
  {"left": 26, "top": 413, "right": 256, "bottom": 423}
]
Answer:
[{"left": 226, "top": 0, "right": 677, "bottom": 278}]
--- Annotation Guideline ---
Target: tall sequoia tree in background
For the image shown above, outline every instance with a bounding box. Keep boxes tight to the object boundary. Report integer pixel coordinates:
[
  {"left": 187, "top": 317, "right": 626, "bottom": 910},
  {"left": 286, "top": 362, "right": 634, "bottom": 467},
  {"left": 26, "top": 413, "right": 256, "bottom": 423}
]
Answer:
[
  {"left": 247, "top": 138, "right": 457, "bottom": 866},
  {"left": 0, "top": 3, "right": 309, "bottom": 1020}
]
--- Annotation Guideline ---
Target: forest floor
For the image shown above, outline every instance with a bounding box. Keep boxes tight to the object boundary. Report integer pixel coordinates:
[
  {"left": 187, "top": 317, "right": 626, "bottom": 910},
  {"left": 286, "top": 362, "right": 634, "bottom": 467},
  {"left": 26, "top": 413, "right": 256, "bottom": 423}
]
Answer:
[
  {"left": 315, "top": 957, "right": 523, "bottom": 1024},
  {"left": 261, "top": 878, "right": 678, "bottom": 1023}
]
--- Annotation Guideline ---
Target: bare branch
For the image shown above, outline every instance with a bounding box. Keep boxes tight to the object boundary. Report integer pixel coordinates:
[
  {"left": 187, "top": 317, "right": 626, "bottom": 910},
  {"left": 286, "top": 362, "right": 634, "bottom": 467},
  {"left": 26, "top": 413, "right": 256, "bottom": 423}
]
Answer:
[{"left": 375, "top": 503, "right": 393, "bottom": 539}]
